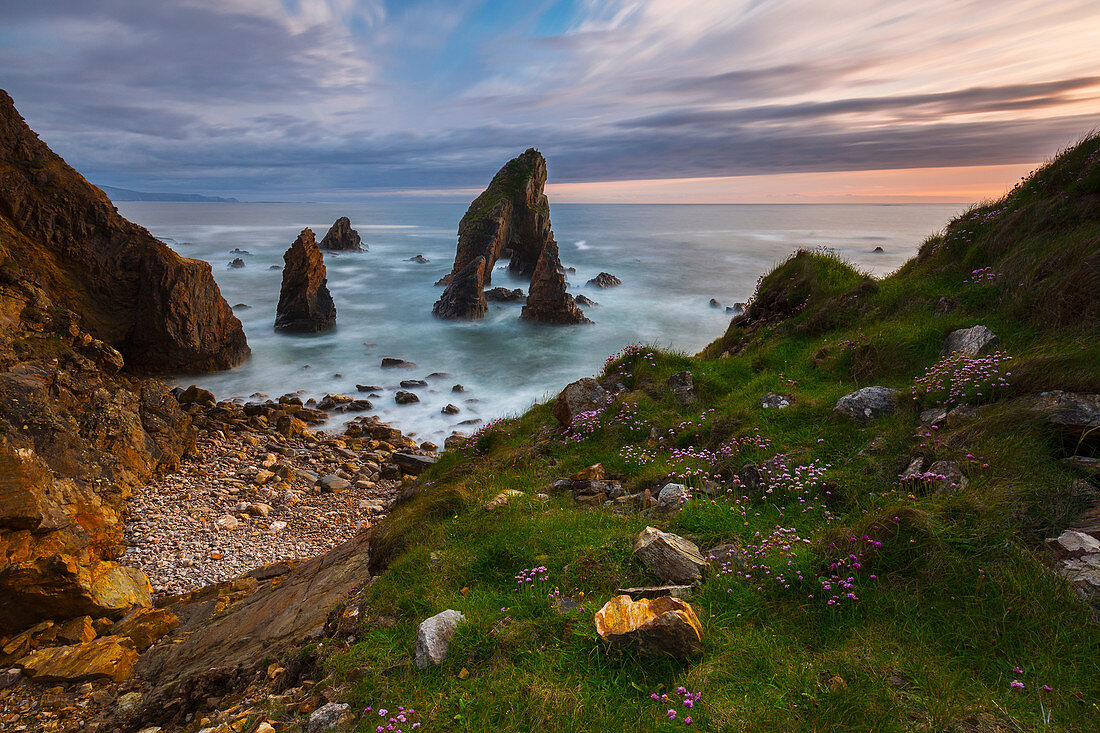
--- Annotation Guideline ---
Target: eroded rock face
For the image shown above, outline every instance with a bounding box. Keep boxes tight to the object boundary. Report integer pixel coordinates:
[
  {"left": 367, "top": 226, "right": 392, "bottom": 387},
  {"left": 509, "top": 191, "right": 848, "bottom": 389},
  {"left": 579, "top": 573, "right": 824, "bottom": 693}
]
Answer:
[
  {"left": 432, "top": 256, "right": 487, "bottom": 320},
  {"left": 520, "top": 238, "right": 591, "bottom": 325},
  {"left": 833, "top": 386, "right": 900, "bottom": 422},
  {"left": 274, "top": 229, "right": 337, "bottom": 333},
  {"left": 0, "top": 90, "right": 248, "bottom": 372},
  {"left": 594, "top": 595, "right": 704, "bottom": 658},
  {"left": 318, "top": 216, "right": 363, "bottom": 251}
]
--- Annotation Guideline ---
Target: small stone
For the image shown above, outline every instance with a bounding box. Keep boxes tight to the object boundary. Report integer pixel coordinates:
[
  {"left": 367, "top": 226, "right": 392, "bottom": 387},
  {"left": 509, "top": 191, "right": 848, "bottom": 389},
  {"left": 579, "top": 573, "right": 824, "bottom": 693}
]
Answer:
[
  {"left": 381, "top": 357, "right": 416, "bottom": 369},
  {"left": 760, "top": 392, "right": 791, "bottom": 409},
  {"left": 571, "top": 464, "right": 605, "bottom": 481},
  {"left": 270, "top": 521, "right": 288, "bottom": 533},
  {"left": 656, "top": 483, "right": 689, "bottom": 509},
  {"left": 395, "top": 390, "right": 419, "bottom": 404},
  {"left": 247, "top": 502, "right": 273, "bottom": 517},
  {"left": 216, "top": 515, "right": 239, "bottom": 531},
  {"left": 414, "top": 609, "right": 465, "bottom": 669},
  {"left": 442, "top": 403, "right": 460, "bottom": 415},
  {"left": 117, "top": 691, "right": 144, "bottom": 715},
  {"left": 485, "top": 490, "right": 523, "bottom": 510},
  {"left": 318, "top": 474, "right": 350, "bottom": 492}
]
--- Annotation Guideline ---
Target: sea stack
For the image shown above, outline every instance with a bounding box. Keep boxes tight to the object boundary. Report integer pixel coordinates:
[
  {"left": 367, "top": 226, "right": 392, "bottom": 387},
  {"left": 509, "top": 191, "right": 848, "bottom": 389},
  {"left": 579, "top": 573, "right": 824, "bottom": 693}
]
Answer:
[
  {"left": 521, "top": 239, "right": 591, "bottom": 325},
  {"left": 0, "top": 90, "right": 248, "bottom": 372},
  {"left": 275, "top": 228, "right": 337, "bottom": 332},
  {"left": 319, "top": 216, "right": 363, "bottom": 251},
  {"left": 434, "top": 148, "right": 588, "bottom": 324}
]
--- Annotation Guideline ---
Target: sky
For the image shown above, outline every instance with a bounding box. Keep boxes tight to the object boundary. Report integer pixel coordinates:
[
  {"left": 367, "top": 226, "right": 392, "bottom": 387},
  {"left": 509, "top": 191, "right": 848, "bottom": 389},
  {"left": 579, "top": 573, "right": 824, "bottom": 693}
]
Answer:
[{"left": 2, "top": 0, "right": 1099, "bottom": 203}]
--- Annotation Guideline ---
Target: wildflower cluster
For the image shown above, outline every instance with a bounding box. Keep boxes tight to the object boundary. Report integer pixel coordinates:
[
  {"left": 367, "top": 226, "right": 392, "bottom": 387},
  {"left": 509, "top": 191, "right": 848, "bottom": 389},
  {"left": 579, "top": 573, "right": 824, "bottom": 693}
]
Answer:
[
  {"left": 460, "top": 417, "right": 512, "bottom": 454},
  {"left": 757, "top": 455, "right": 833, "bottom": 517},
  {"left": 963, "top": 266, "right": 1000, "bottom": 284},
  {"left": 818, "top": 534, "right": 883, "bottom": 606},
  {"left": 514, "top": 566, "right": 549, "bottom": 589},
  {"left": 364, "top": 704, "right": 420, "bottom": 732},
  {"left": 649, "top": 685, "right": 701, "bottom": 726},
  {"left": 911, "top": 350, "right": 1012, "bottom": 406}
]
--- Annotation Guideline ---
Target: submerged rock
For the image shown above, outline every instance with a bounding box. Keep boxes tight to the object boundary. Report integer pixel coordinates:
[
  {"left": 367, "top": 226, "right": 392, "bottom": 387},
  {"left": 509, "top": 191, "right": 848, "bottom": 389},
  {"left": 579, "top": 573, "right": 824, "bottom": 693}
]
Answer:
[
  {"left": 594, "top": 595, "right": 703, "bottom": 658},
  {"left": 318, "top": 216, "right": 363, "bottom": 251},
  {"left": 274, "top": 229, "right": 336, "bottom": 333}
]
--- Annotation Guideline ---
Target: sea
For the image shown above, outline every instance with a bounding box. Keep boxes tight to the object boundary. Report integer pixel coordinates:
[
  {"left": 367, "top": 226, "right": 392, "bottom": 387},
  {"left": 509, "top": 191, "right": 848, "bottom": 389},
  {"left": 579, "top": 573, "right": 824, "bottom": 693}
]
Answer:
[{"left": 116, "top": 202, "right": 964, "bottom": 445}]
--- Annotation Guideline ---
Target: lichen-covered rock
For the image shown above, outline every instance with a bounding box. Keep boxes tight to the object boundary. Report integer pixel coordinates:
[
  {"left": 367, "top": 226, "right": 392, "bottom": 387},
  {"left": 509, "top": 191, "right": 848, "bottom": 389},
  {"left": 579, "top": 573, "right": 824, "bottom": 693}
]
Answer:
[
  {"left": 634, "top": 526, "right": 708, "bottom": 584},
  {"left": 941, "top": 325, "right": 999, "bottom": 357},
  {"left": 594, "top": 595, "right": 703, "bottom": 658},
  {"left": 308, "top": 702, "right": 353, "bottom": 732},
  {"left": 414, "top": 609, "right": 465, "bottom": 669},
  {"left": 833, "top": 386, "right": 900, "bottom": 422},
  {"left": 1047, "top": 530, "right": 1100, "bottom": 559},
  {"left": 519, "top": 238, "right": 591, "bottom": 325},
  {"left": 18, "top": 636, "right": 139, "bottom": 682},
  {"left": 551, "top": 377, "right": 608, "bottom": 426},
  {"left": 668, "top": 371, "right": 696, "bottom": 405},
  {"left": 318, "top": 216, "right": 363, "bottom": 251},
  {"left": 0, "top": 90, "right": 248, "bottom": 372},
  {"left": 274, "top": 229, "right": 336, "bottom": 333}
]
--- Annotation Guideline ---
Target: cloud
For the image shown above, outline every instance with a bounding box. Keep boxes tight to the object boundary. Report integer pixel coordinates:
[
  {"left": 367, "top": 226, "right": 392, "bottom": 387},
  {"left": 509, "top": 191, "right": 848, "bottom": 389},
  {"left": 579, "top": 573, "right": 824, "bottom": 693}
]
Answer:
[{"left": 2, "top": 0, "right": 1099, "bottom": 197}]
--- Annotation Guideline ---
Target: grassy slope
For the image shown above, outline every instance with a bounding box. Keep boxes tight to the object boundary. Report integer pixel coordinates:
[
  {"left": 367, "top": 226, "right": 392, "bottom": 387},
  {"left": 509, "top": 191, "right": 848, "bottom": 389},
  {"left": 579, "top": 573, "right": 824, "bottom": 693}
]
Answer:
[{"left": 316, "top": 137, "right": 1100, "bottom": 732}]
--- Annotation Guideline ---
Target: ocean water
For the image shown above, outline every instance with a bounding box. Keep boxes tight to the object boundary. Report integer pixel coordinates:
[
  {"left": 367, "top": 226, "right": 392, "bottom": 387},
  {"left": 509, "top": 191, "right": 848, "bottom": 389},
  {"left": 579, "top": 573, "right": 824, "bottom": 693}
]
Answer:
[{"left": 116, "top": 202, "right": 963, "bottom": 445}]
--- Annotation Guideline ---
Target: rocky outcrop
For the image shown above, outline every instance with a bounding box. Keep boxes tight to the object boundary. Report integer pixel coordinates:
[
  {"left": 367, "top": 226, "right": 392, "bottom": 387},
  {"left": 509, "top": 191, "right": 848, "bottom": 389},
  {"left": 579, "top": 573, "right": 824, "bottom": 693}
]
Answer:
[
  {"left": 0, "top": 89, "right": 248, "bottom": 373},
  {"left": 520, "top": 238, "right": 591, "bottom": 325},
  {"left": 435, "top": 149, "right": 587, "bottom": 324},
  {"left": 0, "top": 274, "right": 195, "bottom": 634},
  {"left": 941, "top": 325, "right": 998, "bottom": 357},
  {"left": 551, "top": 377, "right": 608, "bottom": 426},
  {"left": 318, "top": 216, "right": 363, "bottom": 251},
  {"left": 274, "top": 229, "right": 336, "bottom": 333},
  {"left": 485, "top": 286, "right": 525, "bottom": 302},
  {"left": 586, "top": 272, "right": 621, "bottom": 288}
]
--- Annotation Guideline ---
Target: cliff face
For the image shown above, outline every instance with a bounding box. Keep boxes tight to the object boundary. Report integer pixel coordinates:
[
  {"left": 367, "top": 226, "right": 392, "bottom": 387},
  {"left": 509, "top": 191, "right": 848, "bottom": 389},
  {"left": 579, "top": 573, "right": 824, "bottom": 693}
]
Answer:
[
  {"left": 0, "top": 89, "right": 249, "bottom": 373},
  {"left": 434, "top": 149, "right": 587, "bottom": 324},
  {"left": 274, "top": 228, "right": 337, "bottom": 332},
  {"left": 520, "top": 238, "right": 591, "bottom": 325},
  {"left": 0, "top": 272, "right": 195, "bottom": 633}
]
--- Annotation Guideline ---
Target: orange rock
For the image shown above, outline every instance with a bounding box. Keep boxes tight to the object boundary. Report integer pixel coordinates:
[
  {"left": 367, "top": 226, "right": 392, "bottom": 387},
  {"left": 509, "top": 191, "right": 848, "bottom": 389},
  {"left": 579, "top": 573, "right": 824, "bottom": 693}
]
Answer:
[
  {"left": 112, "top": 607, "right": 179, "bottom": 651},
  {"left": 17, "top": 636, "right": 138, "bottom": 682},
  {"left": 594, "top": 594, "right": 704, "bottom": 658},
  {"left": 571, "top": 464, "right": 606, "bottom": 482}
]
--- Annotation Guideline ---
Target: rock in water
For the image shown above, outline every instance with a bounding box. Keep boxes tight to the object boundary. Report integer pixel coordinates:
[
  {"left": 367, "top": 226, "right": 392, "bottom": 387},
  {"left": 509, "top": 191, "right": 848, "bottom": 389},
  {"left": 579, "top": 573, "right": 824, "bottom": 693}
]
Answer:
[
  {"left": 318, "top": 216, "right": 363, "bottom": 251},
  {"left": 274, "top": 229, "right": 336, "bottom": 333},
  {"left": 414, "top": 609, "right": 465, "bottom": 668},
  {"left": 833, "top": 386, "right": 900, "bottom": 422},
  {"left": 0, "top": 90, "right": 248, "bottom": 371},
  {"left": 433, "top": 256, "right": 488, "bottom": 320},
  {"left": 520, "top": 238, "right": 591, "bottom": 325},
  {"left": 594, "top": 595, "right": 704, "bottom": 658},
  {"left": 435, "top": 148, "right": 564, "bottom": 320},
  {"left": 586, "top": 272, "right": 622, "bottom": 288},
  {"left": 634, "top": 526, "right": 708, "bottom": 584},
  {"left": 485, "top": 286, "right": 526, "bottom": 302}
]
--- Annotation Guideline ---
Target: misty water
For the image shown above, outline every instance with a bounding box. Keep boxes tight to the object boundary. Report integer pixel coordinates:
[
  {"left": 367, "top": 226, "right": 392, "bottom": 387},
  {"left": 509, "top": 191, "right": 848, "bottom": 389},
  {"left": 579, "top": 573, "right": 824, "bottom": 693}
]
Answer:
[{"left": 117, "top": 202, "right": 962, "bottom": 445}]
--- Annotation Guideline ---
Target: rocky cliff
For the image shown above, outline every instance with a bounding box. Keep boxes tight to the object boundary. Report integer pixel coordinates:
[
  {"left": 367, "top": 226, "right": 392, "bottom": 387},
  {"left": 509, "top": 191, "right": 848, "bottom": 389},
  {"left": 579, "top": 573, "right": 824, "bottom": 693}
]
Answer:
[
  {"left": 274, "top": 228, "right": 337, "bottom": 332},
  {"left": 520, "top": 238, "right": 591, "bottom": 325},
  {"left": 0, "top": 90, "right": 249, "bottom": 373},
  {"left": 434, "top": 149, "right": 588, "bottom": 324},
  {"left": 318, "top": 216, "right": 363, "bottom": 251}
]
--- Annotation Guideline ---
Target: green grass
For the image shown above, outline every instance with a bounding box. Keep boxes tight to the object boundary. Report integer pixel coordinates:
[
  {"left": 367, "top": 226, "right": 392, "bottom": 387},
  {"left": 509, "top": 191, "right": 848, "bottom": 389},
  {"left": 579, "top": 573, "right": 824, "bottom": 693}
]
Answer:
[{"left": 315, "top": 136, "right": 1100, "bottom": 731}]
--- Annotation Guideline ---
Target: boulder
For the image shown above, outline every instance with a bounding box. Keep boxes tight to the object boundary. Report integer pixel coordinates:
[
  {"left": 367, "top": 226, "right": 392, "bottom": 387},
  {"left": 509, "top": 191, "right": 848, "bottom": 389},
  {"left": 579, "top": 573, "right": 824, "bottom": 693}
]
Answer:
[
  {"left": 668, "top": 371, "right": 696, "bottom": 405},
  {"left": 656, "top": 483, "right": 689, "bottom": 509},
  {"left": 941, "top": 325, "right": 999, "bottom": 357},
  {"left": 318, "top": 216, "right": 363, "bottom": 251},
  {"left": 408, "top": 254, "right": 429, "bottom": 263},
  {"left": 520, "top": 238, "right": 591, "bottom": 325},
  {"left": 574, "top": 294, "right": 599, "bottom": 307},
  {"left": 615, "top": 585, "right": 695, "bottom": 600},
  {"left": 586, "top": 272, "right": 622, "bottom": 288},
  {"left": 112, "top": 608, "right": 179, "bottom": 651},
  {"left": 276, "top": 415, "right": 306, "bottom": 438},
  {"left": 319, "top": 475, "right": 350, "bottom": 493},
  {"left": 274, "top": 228, "right": 336, "bottom": 333},
  {"left": 594, "top": 595, "right": 703, "bottom": 658},
  {"left": 633, "top": 526, "right": 708, "bottom": 584},
  {"left": 0, "top": 91, "right": 248, "bottom": 372},
  {"left": 442, "top": 403, "right": 460, "bottom": 415},
  {"left": 178, "top": 385, "right": 216, "bottom": 406},
  {"left": 1026, "top": 391, "right": 1100, "bottom": 442},
  {"left": 927, "top": 460, "right": 968, "bottom": 493},
  {"left": 400, "top": 379, "right": 428, "bottom": 388},
  {"left": 833, "top": 386, "right": 900, "bottom": 422},
  {"left": 381, "top": 357, "right": 417, "bottom": 369},
  {"left": 229, "top": 257, "right": 245, "bottom": 269},
  {"left": 551, "top": 377, "right": 608, "bottom": 426},
  {"left": 17, "top": 636, "right": 139, "bottom": 682},
  {"left": 392, "top": 452, "right": 438, "bottom": 475},
  {"left": 414, "top": 609, "right": 465, "bottom": 669},
  {"left": 308, "top": 702, "right": 353, "bottom": 733}
]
